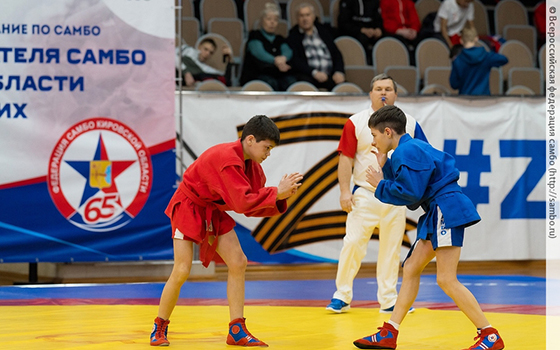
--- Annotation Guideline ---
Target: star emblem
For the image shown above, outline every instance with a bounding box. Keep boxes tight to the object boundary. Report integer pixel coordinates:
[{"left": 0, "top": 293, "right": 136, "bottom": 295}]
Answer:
[{"left": 66, "top": 133, "right": 135, "bottom": 207}]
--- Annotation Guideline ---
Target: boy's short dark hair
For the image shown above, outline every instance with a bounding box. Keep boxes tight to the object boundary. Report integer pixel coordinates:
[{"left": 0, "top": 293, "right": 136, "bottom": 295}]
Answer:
[
  {"left": 199, "top": 38, "right": 217, "bottom": 49},
  {"left": 241, "top": 115, "right": 281, "bottom": 144},
  {"left": 368, "top": 105, "right": 407, "bottom": 134}
]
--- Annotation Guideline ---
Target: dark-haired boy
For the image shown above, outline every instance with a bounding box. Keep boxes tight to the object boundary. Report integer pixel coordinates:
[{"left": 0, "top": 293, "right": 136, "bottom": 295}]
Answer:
[
  {"left": 176, "top": 38, "right": 232, "bottom": 87},
  {"left": 151, "top": 115, "right": 303, "bottom": 347},
  {"left": 353, "top": 105, "right": 505, "bottom": 350}
]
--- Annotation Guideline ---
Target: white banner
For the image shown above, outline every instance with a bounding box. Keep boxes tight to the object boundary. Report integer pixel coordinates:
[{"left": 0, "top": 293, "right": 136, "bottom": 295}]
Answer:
[
  {"left": 0, "top": 0, "right": 176, "bottom": 263},
  {"left": 178, "top": 93, "right": 545, "bottom": 262}
]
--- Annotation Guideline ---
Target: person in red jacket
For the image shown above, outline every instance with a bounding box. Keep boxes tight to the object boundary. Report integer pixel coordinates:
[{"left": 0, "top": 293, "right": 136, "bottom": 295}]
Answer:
[
  {"left": 534, "top": 1, "right": 545, "bottom": 50},
  {"left": 380, "top": 0, "right": 421, "bottom": 64},
  {"left": 150, "top": 115, "right": 303, "bottom": 347}
]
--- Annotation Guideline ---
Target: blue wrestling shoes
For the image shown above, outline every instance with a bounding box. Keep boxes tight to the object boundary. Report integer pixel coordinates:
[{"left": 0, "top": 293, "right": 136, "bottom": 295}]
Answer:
[{"left": 326, "top": 298, "right": 350, "bottom": 313}]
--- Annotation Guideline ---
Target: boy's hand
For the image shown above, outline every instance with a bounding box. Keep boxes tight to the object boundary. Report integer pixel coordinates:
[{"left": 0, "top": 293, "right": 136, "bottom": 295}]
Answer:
[
  {"left": 222, "top": 46, "right": 232, "bottom": 63},
  {"left": 277, "top": 172, "right": 304, "bottom": 200},
  {"left": 371, "top": 147, "right": 387, "bottom": 168},
  {"left": 185, "top": 72, "right": 195, "bottom": 86},
  {"left": 222, "top": 46, "right": 232, "bottom": 56},
  {"left": 366, "top": 165, "right": 383, "bottom": 187}
]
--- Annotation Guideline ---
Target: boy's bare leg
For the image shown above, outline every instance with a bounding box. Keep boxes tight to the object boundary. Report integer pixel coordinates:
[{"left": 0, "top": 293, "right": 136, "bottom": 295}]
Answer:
[
  {"left": 216, "top": 229, "right": 247, "bottom": 321},
  {"left": 390, "top": 240, "right": 435, "bottom": 324},
  {"left": 157, "top": 239, "right": 194, "bottom": 319},
  {"left": 217, "top": 230, "right": 268, "bottom": 347},
  {"left": 434, "top": 246, "right": 490, "bottom": 328}
]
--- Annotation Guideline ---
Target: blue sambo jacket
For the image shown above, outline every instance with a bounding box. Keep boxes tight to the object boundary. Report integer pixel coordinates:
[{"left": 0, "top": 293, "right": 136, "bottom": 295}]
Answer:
[{"left": 375, "top": 134, "right": 480, "bottom": 237}]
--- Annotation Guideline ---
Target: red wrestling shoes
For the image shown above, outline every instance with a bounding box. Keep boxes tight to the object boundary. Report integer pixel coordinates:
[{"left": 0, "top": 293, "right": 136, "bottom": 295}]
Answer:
[
  {"left": 464, "top": 327, "right": 505, "bottom": 350},
  {"left": 227, "top": 317, "right": 268, "bottom": 347},
  {"left": 150, "top": 317, "right": 170, "bottom": 346},
  {"left": 353, "top": 322, "right": 398, "bottom": 349}
]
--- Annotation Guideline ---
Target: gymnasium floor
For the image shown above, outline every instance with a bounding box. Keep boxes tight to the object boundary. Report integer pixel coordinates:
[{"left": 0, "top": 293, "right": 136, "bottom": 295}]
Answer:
[{"left": 0, "top": 272, "right": 549, "bottom": 349}]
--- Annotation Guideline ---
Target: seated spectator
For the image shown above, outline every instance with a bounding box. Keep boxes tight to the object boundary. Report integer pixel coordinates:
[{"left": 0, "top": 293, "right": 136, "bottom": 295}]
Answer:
[
  {"left": 176, "top": 38, "right": 232, "bottom": 87},
  {"left": 433, "top": 0, "right": 474, "bottom": 49},
  {"left": 338, "top": 0, "right": 384, "bottom": 65},
  {"left": 240, "top": 3, "right": 297, "bottom": 91},
  {"left": 287, "top": 3, "right": 345, "bottom": 90},
  {"left": 449, "top": 27, "right": 508, "bottom": 95},
  {"left": 380, "top": 0, "right": 421, "bottom": 64}
]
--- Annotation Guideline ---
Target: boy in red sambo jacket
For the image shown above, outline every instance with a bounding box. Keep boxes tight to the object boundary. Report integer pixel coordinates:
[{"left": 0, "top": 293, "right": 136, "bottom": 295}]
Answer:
[{"left": 150, "top": 115, "right": 303, "bottom": 347}]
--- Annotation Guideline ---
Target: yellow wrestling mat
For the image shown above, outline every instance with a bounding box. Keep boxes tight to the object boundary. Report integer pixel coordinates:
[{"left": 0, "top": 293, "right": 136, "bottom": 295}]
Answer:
[{"left": 0, "top": 305, "right": 545, "bottom": 349}]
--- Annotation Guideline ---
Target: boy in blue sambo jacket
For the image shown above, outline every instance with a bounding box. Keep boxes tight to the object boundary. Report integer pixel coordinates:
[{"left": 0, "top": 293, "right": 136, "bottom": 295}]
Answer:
[{"left": 353, "top": 105, "right": 505, "bottom": 350}]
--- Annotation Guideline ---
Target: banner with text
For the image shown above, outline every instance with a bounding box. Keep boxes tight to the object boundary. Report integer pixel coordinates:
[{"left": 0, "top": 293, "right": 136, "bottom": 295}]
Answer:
[
  {"left": 0, "top": 0, "right": 176, "bottom": 262},
  {"left": 178, "top": 94, "right": 545, "bottom": 262}
]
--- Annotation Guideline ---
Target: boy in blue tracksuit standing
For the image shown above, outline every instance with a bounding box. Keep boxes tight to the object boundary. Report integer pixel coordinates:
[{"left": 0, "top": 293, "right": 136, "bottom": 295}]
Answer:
[
  {"left": 353, "top": 105, "right": 505, "bottom": 350},
  {"left": 449, "top": 26, "right": 508, "bottom": 95}
]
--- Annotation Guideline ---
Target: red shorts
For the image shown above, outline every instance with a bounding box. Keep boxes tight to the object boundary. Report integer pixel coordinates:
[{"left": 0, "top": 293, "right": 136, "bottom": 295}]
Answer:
[
  {"left": 165, "top": 189, "right": 236, "bottom": 244},
  {"left": 450, "top": 34, "right": 461, "bottom": 46}
]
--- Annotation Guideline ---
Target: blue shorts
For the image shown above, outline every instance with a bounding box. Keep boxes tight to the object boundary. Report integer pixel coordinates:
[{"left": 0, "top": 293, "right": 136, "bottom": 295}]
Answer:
[
  {"left": 404, "top": 206, "right": 464, "bottom": 264},
  {"left": 428, "top": 206, "right": 465, "bottom": 249}
]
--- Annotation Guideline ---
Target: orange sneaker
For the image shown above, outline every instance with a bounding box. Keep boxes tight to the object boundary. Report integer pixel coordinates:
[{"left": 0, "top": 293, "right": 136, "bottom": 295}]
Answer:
[
  {"left": 464, "top": 327, "right": 505, "bottom": 350},
  {"left": 150, "top": 317, "right": 170, "bottom": 346},
  {"left": 226, "top": 317, "right": 268, "bottom": 347}
]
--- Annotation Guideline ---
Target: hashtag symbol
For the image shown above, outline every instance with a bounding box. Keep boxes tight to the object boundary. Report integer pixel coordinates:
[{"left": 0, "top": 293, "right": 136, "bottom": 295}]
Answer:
[{"left": 444, "top": 140, "right": 491, "bottom": 208}]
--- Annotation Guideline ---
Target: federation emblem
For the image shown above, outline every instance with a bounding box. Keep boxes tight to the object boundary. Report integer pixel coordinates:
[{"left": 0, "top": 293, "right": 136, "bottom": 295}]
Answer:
[{"left": 48, "top": 117, "right": 153, "bottom": 232}]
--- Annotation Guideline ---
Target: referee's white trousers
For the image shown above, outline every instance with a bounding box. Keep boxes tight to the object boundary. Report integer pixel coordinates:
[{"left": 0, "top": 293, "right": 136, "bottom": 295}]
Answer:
[{"left": 332, "top": 187, "right": 406, "bottom": 309}]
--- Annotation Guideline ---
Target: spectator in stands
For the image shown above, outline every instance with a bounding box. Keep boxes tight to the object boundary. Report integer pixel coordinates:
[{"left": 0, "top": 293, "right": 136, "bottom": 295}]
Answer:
[
  {"left": 176, "top": 38, "right": 232, "bottom": 87},
  {"left": 287, "top": 3, "right": 345, "bottom": 90},
  {"left": 240, "top": 3, "right": 297, "bottom": 91},
  {"left": 380, "top": 0, "right": 421, "bottom": 64},
  {"left": 433, "top": 0, "right": 474, "bottom": 49},
  {"left": 449, "top": 27, "right": 508, "bottom": 95},
  {"left": 338, "top": 0, "right": 384, "bottom": 65}
]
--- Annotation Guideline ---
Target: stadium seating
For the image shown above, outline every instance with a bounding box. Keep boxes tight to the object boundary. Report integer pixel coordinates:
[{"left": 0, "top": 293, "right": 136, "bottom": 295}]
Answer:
[
  {"left": 286, "top": 81, "right": 319, "bottom": 92},
  {"left": 373, "top": 37, "right": 410, "bottom": 76},
  {"left": 200, "top": 0, "right": 237, "bottom": 32},
  {"left": 335, "top": 36, "right": 367, "bottom": 66},
  {"left": 242, "top": 80, "right": 275, "bottom": 92},
  {"left": 415, "top": 38, "right": 450, "bottom": 81},
  {"left": 494, "top": 0, "right": 528, "bottom": 37},
  {"left": 384, "top": 66, "right": 419, "bottom": 95},
  {"left": 499, "top": 40, "right": 534, "bottom": 85},
  {"left": 332, "top": 82, "right": 363, "bottom": 93}
]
